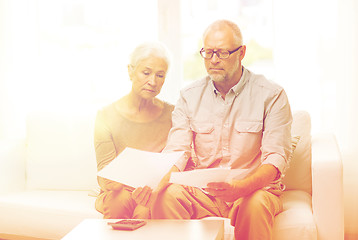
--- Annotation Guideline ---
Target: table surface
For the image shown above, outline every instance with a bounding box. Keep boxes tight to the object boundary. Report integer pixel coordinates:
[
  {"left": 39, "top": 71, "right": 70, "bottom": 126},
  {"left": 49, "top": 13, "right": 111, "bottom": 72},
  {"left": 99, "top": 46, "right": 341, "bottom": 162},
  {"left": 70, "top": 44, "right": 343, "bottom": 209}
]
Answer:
[{"left": 62, "top": 218, "right": 224, "bottom": 240}]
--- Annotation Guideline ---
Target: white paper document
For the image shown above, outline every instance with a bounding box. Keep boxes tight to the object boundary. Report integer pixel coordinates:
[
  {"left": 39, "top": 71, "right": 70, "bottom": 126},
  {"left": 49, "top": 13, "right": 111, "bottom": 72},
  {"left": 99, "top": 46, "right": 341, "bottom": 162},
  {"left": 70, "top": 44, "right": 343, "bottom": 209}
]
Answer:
[
  {"left": 97, "top": 148, "right": 184, "bottom": 189},
  {"left": 169, "top": 168, "right": 250, "bottom": 188}
]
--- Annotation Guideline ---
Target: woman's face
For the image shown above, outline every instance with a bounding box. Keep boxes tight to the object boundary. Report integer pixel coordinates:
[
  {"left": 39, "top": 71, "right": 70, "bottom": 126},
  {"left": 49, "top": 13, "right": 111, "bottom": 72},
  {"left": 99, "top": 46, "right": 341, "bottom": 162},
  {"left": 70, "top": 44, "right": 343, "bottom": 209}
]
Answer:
[{"left": 129, "top": 56, "right": 168, "bottom": 100}]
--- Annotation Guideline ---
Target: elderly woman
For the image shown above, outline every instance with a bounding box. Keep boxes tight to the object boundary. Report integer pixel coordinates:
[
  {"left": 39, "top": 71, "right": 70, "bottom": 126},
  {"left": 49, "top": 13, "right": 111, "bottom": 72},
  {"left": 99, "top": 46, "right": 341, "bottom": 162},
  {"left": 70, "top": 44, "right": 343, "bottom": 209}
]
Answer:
[{"left": 94, "top": 42, "right": 174, "bottom": 219}]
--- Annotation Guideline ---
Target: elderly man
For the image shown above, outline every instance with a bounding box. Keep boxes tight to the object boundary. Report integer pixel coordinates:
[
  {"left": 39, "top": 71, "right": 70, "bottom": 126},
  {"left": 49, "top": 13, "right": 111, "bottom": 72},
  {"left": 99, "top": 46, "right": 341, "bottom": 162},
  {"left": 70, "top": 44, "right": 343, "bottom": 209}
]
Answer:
[{"left": 134, "top": 19, "right": 292, "bottom": 240}]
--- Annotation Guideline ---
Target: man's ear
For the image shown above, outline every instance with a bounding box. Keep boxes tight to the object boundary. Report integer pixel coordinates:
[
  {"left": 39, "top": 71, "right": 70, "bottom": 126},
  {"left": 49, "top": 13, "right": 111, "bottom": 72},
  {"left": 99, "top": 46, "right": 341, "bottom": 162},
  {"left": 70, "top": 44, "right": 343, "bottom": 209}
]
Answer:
[{"left": 239, "top": 45, "right": 246, "bottom": 61}]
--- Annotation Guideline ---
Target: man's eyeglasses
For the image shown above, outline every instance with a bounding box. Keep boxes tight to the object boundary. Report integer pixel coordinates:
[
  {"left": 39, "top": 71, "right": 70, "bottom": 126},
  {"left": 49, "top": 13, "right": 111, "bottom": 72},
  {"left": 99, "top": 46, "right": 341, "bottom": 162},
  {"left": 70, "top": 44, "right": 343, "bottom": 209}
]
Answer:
[{"left": 200, "top": 46, "right": 242, "bottom": 59}]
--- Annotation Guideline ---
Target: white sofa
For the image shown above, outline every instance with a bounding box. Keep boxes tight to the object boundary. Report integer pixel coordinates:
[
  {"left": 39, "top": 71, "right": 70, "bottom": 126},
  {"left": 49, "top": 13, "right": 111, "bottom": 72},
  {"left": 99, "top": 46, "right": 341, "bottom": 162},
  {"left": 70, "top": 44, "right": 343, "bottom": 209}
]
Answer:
[{"left": 0, "top": 110, "right": 344, "bottom": 240}]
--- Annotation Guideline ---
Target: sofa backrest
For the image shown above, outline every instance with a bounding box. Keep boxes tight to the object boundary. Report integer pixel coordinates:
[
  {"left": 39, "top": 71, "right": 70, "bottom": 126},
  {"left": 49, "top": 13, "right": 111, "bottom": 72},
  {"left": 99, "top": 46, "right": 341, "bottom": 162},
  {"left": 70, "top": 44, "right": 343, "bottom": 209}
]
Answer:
[
  {"left": 24, "top": 109, "right": 313, "bottom": 194},
  {"left": 282, "top": 111, "right": 312, "bottom": 195},
  {"left": 25, "top": 109, "right": 99, "bottom": 191}
]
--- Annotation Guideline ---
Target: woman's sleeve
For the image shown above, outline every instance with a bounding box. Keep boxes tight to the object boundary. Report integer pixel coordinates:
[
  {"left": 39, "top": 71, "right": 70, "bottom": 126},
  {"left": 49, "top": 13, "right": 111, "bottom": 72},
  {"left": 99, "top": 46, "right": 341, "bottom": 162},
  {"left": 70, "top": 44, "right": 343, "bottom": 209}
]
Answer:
[{"left": 94, "top": 110, "right": 124, "bottom": 191}]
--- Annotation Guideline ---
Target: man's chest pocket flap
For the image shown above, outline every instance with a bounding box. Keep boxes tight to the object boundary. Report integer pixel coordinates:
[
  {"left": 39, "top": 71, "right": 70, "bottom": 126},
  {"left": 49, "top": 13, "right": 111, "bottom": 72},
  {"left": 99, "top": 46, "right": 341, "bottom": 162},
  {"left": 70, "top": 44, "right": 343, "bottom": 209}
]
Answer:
[
  {"left": 235, "top": 121, "right": 263, "bottom": 133},
  {"left": 190, "top": 121, "right": 215, "bottom": 155},
  {"left": 190, "top": 122, "right": 214, "bottom": 134}
]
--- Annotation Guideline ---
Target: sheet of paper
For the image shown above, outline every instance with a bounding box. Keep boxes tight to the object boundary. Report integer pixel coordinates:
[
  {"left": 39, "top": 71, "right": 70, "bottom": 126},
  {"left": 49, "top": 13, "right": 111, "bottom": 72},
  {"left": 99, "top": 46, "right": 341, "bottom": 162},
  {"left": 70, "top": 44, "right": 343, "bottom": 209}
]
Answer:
[
  {"left": 97, "top": 148, "right": 184, "bottom": 189},
  {"left": 169, "top": 168, "right": 250, "bottom": 188}
]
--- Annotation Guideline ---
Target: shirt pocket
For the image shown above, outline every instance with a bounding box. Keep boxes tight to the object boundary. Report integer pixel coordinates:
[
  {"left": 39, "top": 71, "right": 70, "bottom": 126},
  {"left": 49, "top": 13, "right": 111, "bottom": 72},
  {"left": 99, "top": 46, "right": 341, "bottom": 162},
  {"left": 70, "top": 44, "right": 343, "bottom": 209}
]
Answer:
[
  {"left": 231, "top": 121, "right": 263, "bottom": 158},
  {"left": 190, "top": 121, "right": 215, "bottom": 156}
]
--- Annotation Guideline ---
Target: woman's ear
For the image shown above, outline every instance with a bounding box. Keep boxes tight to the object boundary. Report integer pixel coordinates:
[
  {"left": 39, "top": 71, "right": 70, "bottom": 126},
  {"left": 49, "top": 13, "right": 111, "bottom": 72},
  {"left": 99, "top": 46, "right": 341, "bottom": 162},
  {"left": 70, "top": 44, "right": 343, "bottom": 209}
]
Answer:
[{"left": 128, "top": 64, "right": 134, "bottom": 81}]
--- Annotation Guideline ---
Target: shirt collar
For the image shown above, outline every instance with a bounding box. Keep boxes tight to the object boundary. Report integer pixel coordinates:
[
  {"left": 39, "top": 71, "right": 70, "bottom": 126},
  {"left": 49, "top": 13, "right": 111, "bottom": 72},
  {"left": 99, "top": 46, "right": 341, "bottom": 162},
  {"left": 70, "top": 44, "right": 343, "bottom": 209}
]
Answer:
[
  {"left": 210, "top": 67, "right": 248, "bottom": 96},
  {"left": 231, "top": 67, "right": 248, "bottom": 95}
]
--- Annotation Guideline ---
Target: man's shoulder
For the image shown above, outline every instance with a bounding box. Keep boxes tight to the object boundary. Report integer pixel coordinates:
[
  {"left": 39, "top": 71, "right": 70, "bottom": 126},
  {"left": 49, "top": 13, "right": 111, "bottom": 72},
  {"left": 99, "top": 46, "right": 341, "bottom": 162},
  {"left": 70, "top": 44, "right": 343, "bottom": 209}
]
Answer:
[
  {"left": 246, "top": 69, "right": 283, "bottom": 92},
  {"left": 181, "top": 76, "right": 210, "bottom": 94}
]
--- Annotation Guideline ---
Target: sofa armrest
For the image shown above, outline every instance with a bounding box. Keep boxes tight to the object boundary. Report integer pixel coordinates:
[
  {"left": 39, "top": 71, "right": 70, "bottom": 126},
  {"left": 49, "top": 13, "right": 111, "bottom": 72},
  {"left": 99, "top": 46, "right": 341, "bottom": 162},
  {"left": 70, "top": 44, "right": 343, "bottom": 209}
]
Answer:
[
  {"left": 311, "top": 133, "right": 344, "bottom": 240},
  {"left": 0, "top": 138, "right": 27, "bottom": 194}
]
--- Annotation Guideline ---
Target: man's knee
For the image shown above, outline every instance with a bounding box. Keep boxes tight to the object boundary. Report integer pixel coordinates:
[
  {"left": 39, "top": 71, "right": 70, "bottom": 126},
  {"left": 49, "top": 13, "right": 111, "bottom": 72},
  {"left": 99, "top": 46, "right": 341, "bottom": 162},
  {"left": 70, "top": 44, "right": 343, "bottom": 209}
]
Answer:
[
  {"left": 230, "top": 190, "right": 281, "bottom": 240},
  {"left": 152, "top": 184, "right": 190, "bottom": 219},
  {"left": 156, "top": 184, "right": 185, "bottom": 203},
  {"left": 241, "top": 190, "right": 271, "bottom": 214},
  {"left": 233, "top": 189, "right": 281, "bottom": 224}
]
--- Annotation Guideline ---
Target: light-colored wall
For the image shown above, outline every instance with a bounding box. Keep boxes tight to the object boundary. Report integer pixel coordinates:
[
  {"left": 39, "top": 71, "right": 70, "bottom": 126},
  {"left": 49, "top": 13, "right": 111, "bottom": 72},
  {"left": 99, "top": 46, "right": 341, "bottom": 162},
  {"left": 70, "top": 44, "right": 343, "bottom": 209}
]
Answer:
[{"left": 336, "top": 1, "right": 358, "bottom": 238}]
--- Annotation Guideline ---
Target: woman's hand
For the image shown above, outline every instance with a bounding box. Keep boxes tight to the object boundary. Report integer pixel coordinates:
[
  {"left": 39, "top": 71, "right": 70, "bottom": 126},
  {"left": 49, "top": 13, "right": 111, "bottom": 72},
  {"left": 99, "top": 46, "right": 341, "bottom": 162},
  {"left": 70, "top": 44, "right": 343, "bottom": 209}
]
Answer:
[
  {"left": 132, "top": 186, "right": 157, "bottom": 208},
  {"left": 152, "top": 165, "right": 180, "bottom": 195},
  {"left": 132, "top": 165, "right": 180, "bottom": 208},
  {"left": 183, "top": 185, "right": 197, "bottom": 195}
]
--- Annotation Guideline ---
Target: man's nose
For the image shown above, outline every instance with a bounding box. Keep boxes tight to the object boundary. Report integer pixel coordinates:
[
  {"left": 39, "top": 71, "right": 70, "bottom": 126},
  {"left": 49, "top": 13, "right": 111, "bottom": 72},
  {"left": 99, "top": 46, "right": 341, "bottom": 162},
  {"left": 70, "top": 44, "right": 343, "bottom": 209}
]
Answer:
[{"left": 211, "top": 53, "right": 220, "bottom": 64}]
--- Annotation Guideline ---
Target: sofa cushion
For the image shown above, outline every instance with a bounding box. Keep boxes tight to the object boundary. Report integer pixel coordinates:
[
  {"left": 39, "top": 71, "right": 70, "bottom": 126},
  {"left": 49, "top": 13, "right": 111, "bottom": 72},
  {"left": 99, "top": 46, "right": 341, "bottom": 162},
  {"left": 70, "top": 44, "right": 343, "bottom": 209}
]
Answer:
[
  {"left": 283, "top": 111, "right": 312, "bottom": 195},
  {"left": 205, "top": 190, "right": 316, "bottom": 240},
  {"left": 25, "top": 110, "right": 99, "bottom": 191},
  {"left": 0, "top": 190, "right": 102, "bottom": 239},
  {"left": 0, "top": 139, "right": 26, "bottom": 193},
  {"left": 272, "top": 190, "right": 317, "bottom": 240}
]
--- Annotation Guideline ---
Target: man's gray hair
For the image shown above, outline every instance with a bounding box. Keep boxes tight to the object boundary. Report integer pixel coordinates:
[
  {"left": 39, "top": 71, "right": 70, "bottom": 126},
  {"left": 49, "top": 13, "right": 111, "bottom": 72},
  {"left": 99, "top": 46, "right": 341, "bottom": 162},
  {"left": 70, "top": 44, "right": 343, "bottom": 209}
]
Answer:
[
  {"left": 203, "top": 19, "right": 243, "bottom": 46},
  {"left": 129, "top": 41, "right": 171, "bottom": 70}
]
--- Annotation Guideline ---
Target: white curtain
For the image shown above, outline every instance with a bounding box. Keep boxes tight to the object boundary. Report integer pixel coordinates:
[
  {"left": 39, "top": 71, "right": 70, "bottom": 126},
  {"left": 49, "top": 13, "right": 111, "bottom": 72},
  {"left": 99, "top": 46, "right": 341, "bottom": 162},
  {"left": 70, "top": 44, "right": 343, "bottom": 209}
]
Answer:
[
  {"left": 273, "top": 0, "right": 358, "bottom": 237},
  {"left": 273, "top": 0, "right": 358, "bottom": 151},
  {"left": 0, "top": 0, "right": 160, "bottom": 138}
]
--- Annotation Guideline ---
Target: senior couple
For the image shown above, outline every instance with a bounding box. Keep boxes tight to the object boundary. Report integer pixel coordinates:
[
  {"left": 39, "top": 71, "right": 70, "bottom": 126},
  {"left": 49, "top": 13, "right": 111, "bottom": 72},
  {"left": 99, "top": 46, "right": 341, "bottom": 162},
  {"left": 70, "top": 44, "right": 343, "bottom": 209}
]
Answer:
[{"left": 94, "top": 19, "right": 292, "bottom": 240}]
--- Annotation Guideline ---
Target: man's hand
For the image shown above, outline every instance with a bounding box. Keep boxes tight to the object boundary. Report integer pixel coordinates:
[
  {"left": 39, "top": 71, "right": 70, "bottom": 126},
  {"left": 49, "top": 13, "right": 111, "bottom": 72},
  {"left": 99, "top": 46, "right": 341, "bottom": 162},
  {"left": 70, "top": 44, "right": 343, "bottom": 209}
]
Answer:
[
  {"left": 205, "top": 180, "right": 244, "bottom": 202},
  {"left": 205, "top": 164, "right": 279, "bottom": 202}
]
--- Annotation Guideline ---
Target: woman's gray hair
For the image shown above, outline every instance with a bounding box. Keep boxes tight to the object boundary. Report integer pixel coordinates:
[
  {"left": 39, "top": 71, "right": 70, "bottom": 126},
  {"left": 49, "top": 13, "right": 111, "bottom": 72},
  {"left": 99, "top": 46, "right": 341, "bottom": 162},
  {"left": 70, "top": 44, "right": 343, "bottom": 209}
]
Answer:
[{"left": 129, "top": 41, "right": 171, "bottom": 70}]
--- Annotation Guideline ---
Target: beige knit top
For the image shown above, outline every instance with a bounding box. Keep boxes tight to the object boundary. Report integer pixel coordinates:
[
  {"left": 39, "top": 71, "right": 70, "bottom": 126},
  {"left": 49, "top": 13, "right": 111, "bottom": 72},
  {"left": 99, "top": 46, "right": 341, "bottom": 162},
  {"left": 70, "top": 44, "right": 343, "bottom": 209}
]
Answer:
[{"left": 94, "top": 100, "right": 174, "bottom": 191}]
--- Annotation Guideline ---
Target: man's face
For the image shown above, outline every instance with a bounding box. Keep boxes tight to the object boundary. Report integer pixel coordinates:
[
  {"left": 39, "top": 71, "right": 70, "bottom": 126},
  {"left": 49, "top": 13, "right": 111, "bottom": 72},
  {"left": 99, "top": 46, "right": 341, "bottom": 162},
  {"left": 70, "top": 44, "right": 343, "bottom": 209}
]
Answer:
[{"left": 203, "top": 27, "right": 244, "bottom": 84}]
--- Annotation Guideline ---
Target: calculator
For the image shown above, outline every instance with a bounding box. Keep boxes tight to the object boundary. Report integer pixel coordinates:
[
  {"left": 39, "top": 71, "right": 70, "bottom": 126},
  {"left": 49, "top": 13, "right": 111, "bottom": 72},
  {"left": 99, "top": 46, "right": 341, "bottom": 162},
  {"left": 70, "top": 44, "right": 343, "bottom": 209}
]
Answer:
[{"left": 108, "top": 219, "right": 147, "bottom": 231}]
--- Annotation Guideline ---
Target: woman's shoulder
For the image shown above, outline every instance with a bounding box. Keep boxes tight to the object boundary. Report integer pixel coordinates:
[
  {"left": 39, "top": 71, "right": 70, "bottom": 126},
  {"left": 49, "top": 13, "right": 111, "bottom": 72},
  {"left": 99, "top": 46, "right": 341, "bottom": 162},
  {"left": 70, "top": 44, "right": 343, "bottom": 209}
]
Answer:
[
  {"left": 97, "top": 99, "right": 122, "bottom": 119},
  {"left": 159, "top": 100, "right": 174, "bottom": 117},
  {"left": 162, "top": 101, "right": 175, "bottom": 112},
  {"left": 153, "top": 99, "right": 174, "bottom": 122}
]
